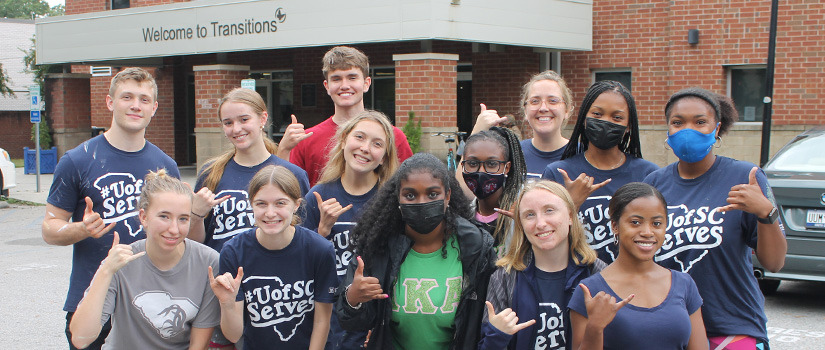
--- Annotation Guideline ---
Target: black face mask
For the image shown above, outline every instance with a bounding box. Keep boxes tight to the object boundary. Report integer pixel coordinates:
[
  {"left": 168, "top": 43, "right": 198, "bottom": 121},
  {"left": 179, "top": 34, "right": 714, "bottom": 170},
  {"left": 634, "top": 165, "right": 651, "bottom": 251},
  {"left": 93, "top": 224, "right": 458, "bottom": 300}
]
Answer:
[
  {"left": 462, "top": 172, "right": 506, "bottom": 200},
  {"left": 584, "top": 117, "right": 627, "bottom": 150},
  {"left": 399, "top": 199, "right": 446, "bottom": 235}
]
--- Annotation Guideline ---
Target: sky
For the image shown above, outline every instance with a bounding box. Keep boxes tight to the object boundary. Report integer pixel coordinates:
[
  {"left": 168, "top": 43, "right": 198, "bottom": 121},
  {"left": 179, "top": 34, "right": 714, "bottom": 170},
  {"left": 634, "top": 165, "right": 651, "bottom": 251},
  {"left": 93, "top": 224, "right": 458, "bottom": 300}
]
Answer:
[{"left": 45, "top": 0, "right": 65, "bottom": 8}]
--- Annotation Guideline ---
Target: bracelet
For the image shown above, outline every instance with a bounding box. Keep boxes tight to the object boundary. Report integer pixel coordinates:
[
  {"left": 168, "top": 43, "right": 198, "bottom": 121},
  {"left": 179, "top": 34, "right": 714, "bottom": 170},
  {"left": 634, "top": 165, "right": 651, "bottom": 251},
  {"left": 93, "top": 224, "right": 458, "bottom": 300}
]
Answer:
[
  {"left": 191, "top": 211, "right": 208, "bottom": 219},
  {"left": 344, "top": 284, "right": 362, "bottom": 309}
]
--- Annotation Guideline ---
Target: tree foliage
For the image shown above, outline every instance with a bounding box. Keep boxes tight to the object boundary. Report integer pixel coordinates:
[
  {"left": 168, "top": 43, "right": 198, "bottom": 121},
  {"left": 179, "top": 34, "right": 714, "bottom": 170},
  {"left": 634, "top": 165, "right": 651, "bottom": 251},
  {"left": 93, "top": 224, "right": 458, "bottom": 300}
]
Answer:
[
  {"left": 0, "top": 64, "right": 13, "bottom": 97},
  {"left": 0, "top": 0, "right": 63, "bottom": 19},
  {"left": 402, "top": 111, "right": 423, "bottom": 153}
]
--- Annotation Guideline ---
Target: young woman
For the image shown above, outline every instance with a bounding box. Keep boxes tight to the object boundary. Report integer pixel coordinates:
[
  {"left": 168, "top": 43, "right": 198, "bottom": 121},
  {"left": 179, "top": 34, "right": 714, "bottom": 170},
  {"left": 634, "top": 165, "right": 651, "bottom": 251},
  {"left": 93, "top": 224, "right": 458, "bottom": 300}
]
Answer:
[
  {"left": 190, "top": 88, "right": 310, "bottom": 253},
  {"left": 473, "top": 70, "right": 574, "bottom": 178},
  {"left": 70, "top": 169, "right": 220, "bottom": 350},
  {"left": 457, "top": 126, "right": 526, "bottom": 256},
  {"left": 480, "top": 180, "right": 605, "bottom": 350},
  {"left": 300, "top": 110, "right": 399, "bottom": 348},
  {"left": 569, "top": 182, "right": 707, "bottom": 350},
  {"left": 335, "top": 153, "right": 497, "bottom": 349},
  {"left": 210, "top": 165, "right": 338, "bottom": 350},
  {"left": 643, "top": 88, "right": 786, "bottom": 349},
  {"left": 542, "top": 81, "right": 658, "bottom": 263}
]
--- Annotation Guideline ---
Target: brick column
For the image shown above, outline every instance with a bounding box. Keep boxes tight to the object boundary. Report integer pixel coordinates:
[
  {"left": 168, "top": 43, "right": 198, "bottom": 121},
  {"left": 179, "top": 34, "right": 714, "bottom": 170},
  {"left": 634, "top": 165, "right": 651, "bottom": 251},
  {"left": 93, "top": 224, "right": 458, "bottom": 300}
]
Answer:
[
  {"left": 193, "top": 65, "right": 250, "bottom": 168},
  {"left": 45, "top": 73, "right": 92, "bottom": 156},
  {"left": 393, "top": 53, "right": 458, "bottom": 156}
]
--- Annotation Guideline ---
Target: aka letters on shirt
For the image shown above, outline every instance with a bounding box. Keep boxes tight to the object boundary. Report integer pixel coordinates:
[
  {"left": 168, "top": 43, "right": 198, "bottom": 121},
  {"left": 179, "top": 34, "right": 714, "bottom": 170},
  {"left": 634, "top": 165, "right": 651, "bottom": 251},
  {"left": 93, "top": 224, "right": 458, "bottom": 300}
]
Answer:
[
  {"left": 219, "top": 226, "right": 337, "bottom": 349},
  {"left": 543, "top": 153, "right": 658, "bottom": 263},
  {"left": 196, "top": 155, "right": 309, "bottom": 252},
  {"left": 47, "top": 135, "right": 179, "bottom": 312}
]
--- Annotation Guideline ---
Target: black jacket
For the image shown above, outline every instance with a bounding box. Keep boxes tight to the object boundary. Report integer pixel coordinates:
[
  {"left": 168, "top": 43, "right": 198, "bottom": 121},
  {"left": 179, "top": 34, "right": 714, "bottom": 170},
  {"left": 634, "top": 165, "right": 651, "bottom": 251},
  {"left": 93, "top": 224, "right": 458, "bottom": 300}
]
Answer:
[{"left": 335, "top": 217, "right": 497, "bottom": 349}]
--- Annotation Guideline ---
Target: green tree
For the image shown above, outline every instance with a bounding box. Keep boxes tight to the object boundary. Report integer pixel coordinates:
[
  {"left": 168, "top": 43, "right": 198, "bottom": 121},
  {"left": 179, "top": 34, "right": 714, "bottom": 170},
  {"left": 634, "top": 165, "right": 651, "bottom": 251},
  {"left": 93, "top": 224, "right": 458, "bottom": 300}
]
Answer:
[
  {"left": 23, "top": 37, "right": 61, "bottom": 149},
  {"left": 0, "top": 0, "right": 62, "bottom": 19},
  {"left": 402, "top": 111, "right": 422, "bottom": 153},
  {"left": 0, "top": 63, "right": 13, "bottom": 97}
]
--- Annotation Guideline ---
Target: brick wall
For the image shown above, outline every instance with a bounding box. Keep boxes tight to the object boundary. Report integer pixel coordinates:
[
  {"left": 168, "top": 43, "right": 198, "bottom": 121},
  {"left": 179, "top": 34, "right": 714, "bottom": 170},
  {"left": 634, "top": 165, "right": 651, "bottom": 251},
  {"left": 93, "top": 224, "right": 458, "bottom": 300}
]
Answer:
[
  {"left": 561, "top": 0, "right": 825, "bottom": 127},
  {"left": 0, "top": 111, "right": 34, "bottom": 158},
  {"left": 66, "top": 0, "right": 187, "bottom": 15},
  {"left": 45, "top": 74, "right": 92, "bottom": 156},
  {"left": 394, "top": 55, "right": 458, "bottom": 128},
  {"left": 145, "top": 66, "right": 176, "bottom": 159},
  {"left": 473, "top": 46, "right": 540, "bottom": 138}
]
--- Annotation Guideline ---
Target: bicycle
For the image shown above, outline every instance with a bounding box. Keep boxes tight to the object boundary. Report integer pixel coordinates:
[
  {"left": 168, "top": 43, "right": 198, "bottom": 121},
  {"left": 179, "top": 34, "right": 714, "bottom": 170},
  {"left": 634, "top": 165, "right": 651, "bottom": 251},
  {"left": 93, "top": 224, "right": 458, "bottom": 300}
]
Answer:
[{"left": 432, "top": 131, "right": 468, "bottom": 173}]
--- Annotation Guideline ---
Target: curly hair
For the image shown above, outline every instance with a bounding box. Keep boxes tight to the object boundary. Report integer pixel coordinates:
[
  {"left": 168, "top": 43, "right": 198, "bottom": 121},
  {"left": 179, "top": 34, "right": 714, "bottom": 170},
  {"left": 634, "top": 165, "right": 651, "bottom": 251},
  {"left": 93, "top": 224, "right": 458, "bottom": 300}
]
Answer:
[
  {"left": 562, "top": 80, "right": 643, "bottom": 159},
  {"left": 352, "top": 153, "right": 473, "bottom": 260}
]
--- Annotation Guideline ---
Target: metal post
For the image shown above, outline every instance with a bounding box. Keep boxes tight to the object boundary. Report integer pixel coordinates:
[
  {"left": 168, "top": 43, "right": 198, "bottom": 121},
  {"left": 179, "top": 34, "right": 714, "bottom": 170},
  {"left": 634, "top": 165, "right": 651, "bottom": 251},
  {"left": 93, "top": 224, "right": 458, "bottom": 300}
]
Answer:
[
  {"left": 760, "top": 0, "right": 779, "bottom": 167},
  {"left": 36, "top": 120, "right": 41, "bottom": 192}
]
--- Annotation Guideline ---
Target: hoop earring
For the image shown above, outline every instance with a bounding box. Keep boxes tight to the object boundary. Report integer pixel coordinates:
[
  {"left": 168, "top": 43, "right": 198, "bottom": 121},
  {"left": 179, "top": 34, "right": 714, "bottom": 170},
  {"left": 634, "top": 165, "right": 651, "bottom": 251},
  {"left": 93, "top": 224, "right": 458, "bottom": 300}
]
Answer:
[
  {"left": 714, "top": 136, "right": 722, "bottom": 148},
  {"left": 663, "top": 139, "right": 671, "bottom": 151}
]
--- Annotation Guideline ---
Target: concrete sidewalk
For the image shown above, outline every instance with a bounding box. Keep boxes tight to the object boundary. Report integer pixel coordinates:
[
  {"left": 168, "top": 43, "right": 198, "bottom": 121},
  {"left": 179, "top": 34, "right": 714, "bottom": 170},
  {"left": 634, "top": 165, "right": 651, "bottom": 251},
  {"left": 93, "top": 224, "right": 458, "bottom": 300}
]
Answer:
[{"left": 6, "top": 165, "right": 198, "bottom": 205}]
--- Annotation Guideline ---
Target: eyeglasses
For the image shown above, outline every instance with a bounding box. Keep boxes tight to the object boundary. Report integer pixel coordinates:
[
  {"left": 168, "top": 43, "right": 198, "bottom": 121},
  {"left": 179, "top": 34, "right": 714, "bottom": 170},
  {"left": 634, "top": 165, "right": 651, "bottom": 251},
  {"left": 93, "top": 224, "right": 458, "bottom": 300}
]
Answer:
[
  {"left": 526, "top": 96, "right": 563, "bottom": 108},
  {"left": 461, "top": 159, "right": 508, "bottom": 173}
]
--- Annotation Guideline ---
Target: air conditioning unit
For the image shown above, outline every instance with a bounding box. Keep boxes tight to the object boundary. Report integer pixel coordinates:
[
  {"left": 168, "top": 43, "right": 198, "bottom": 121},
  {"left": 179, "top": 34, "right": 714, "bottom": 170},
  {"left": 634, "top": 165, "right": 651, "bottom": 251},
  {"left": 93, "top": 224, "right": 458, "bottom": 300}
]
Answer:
[{"left": 91, "top": 66, "right": 113, "bottom": 77}]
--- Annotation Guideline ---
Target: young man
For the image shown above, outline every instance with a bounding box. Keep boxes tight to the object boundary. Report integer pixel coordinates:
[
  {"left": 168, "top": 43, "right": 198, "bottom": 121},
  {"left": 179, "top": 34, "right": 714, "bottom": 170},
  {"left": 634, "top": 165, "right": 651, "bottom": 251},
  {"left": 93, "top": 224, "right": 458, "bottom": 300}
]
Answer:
[
  {"left": 278, "top": 46, "right": 413, "bottom": 185},
  {"left": 41, "top": 67, "right": 180, "bottom": 350}
]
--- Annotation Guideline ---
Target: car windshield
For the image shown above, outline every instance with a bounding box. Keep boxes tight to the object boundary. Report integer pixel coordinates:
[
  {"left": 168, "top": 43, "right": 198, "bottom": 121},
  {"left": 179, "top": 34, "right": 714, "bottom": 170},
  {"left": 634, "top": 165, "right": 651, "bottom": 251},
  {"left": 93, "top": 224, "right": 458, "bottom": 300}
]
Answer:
[{"left": 767, "top": 132, "right": 825, "bottom": 172}]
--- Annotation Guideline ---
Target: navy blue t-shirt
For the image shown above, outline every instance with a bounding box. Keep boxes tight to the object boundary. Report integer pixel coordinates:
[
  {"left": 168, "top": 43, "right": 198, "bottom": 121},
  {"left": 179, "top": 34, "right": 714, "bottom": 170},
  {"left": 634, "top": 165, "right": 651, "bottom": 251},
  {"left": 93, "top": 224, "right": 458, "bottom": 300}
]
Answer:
[
  {"left": 301, "top": 179, "right": 378, "bottom": 279},
  {"left": 643, "top": 156, "right": 775, "bottom": 341},
  {"left": 47, "top": 135, "right": 179, "bottom": 311},
  {"left": 520, "top": 139, "right": 566, "bottom": 179},
  {"left": 195, "top": 155, "right": 309, "bottom": 252},
  {"left": 219, "top": 226, "right": 338, "bottom": 349},
  {"left": 533, "top": 269, "right": 568, "bottom": 350},
  {"left": 569, "top": 270, "right": 702, "bottom": 349},
  {"left": 543, "top": 153, "right": 659, "bottom": 263}
]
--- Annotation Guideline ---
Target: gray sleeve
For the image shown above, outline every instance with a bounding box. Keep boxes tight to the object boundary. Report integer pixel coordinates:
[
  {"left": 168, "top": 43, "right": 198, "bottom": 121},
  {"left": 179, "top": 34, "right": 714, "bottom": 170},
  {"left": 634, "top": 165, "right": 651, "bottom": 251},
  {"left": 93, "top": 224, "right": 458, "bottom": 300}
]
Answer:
[
  {"left": 483, "top": 267, "right": 513, "bottom": 323},
  {"left": 192, "top": 251, "right": 221, "bottom": 328},
  {"left": 100, "top": 272, "right": 119, "bottom": 326}
]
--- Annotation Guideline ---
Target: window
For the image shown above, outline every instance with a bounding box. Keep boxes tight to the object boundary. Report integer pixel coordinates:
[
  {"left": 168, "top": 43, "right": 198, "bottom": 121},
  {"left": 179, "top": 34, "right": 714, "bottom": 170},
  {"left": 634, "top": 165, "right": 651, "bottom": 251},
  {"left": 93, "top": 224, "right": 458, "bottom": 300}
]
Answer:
[
  {"left": 594, "top": 71, "right": 632, "bottom": 91},
  {"left": 111, "top": 0, "right": 129, "bottom": 10},
  {"left": 365, "top": 67, "right": 395, "bottom": 123},
  {"left": 728, "top": 66, "right": 766, "bottom": 122}
]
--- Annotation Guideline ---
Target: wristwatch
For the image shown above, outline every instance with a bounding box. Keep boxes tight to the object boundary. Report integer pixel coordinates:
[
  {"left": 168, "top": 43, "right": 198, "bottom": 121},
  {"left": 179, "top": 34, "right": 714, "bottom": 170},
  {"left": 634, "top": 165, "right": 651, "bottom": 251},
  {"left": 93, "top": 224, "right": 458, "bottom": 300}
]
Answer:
[{"left": 757, "top": 207, "right": 779, "bottom": 224}]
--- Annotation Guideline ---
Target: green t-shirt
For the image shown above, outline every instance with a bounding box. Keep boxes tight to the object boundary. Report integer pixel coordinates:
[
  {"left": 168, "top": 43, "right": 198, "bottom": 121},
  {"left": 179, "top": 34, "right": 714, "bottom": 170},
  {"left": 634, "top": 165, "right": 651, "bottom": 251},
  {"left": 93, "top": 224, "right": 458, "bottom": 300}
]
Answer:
[{"left": 391, "top": 236, "right": 463, "bottom": 349}]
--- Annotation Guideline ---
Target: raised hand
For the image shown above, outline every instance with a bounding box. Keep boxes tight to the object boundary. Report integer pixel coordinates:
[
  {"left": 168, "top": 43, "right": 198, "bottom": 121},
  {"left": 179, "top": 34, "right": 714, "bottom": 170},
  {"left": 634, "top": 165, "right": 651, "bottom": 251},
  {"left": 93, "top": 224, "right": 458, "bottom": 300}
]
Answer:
[
  {"left": 209, "top": 266, "right": 244, "bottom": 304},
  {"left": 471, "top": 103, "right": 509, "bottom": 134},
  {"left": 83, "top": 196, "right": 116, "bottom": 239},
  {"left": 558, "top": 168, "right": 611, "bottom": 209},
  {"left": 279, "top": 115, "right": 313, "bottom": 152},
  {"left": 581, "top": 283, "right": 633, "bottom": 329},
  {"left": 100, "top": 231, "right": 145, "bottom": 274},
  {"left": 486, "top": 301, "right": 536, "bottom": 335},
  {"left": 717, "top": 167, "right": 774, "bottom": 217},
  {"left": 190, "top": 185, "right": 230, "bottom": 219},
  {"left": 494, "top": 206, "right": 516, "bottom": 219},
  {"left": 346, "top": 256, "right": 388, "bottom": 306},
  {"left": 314, "top": 192, "right": 353, "bottom": 237}
]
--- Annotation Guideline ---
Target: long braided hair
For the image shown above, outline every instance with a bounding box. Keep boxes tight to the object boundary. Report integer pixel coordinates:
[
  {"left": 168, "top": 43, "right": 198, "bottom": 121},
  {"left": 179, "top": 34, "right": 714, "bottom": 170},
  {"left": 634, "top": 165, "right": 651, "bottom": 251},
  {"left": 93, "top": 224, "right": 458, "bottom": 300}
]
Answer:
[
  {"left": 463, "top": 126, "right": 526, "bottom": 242},
  {"left": 561, "top": 80, "right": 643, "bottom": 160}
]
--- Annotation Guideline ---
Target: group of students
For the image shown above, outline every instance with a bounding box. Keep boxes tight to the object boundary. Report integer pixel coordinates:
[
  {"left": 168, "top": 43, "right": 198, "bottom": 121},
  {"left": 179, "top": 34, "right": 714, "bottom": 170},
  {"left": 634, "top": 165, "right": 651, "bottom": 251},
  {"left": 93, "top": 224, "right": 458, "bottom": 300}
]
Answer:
[{"left": 43, "top": 45, "right": 785, "bottom": 350}]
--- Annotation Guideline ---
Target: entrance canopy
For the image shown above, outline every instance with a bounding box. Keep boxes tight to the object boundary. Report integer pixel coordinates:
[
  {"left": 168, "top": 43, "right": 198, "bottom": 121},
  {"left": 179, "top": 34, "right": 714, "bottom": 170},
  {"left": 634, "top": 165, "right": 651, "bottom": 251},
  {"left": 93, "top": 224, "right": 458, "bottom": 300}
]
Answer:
[{"left": 36, "top": 0, "right": 592, "bottom": 65}]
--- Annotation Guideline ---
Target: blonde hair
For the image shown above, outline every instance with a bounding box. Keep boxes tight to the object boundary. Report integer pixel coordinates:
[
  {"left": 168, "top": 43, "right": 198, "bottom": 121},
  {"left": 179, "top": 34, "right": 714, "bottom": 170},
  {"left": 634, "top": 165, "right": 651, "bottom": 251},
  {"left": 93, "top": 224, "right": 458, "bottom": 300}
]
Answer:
[
  {"left": 109, "top": 67, "right": 158, "bottom": 102},
  {"left": 497, "top": 180, "right": 596, "bottom": 272},
  {"left": 138, "top": 168, "right": 192, "bottom": 211},
  {"left": 519, "top": 70, "right": 575, "bottom": 122},
  {"left": 248, "top": 165, "right": 303, "bottom": 226},
  {"left": 322, "top": 46, "right": 369, "bottom": 79},
  {"left": 201, "top": 88, "right": 278, "bottom": 191},
  {"left": 318, "top": 110, "right": 399, "bottom": 186}
]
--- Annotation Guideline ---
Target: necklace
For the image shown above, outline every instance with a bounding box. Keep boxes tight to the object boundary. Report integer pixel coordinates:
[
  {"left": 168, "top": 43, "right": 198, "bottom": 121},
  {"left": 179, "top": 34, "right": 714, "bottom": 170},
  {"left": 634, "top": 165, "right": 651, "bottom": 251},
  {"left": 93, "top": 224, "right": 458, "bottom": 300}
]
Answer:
[{"left": 584, "top": 152, "right": 625, "bottom": 170}]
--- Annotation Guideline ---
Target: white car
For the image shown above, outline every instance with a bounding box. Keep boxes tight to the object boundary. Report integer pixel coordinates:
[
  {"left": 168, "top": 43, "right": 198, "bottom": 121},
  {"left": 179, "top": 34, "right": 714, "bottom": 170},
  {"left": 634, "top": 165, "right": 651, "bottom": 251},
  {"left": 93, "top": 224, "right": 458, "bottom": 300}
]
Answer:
[{"left": 0, "top": 148, "right": 16, "bottom": 196}]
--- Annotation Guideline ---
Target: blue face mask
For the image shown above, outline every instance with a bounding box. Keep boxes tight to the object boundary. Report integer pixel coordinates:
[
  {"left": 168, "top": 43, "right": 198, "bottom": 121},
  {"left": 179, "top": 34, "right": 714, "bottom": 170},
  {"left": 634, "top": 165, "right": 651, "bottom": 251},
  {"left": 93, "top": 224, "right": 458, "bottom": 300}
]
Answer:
[{"left": 666, "top": 124, "right": 719, "bottom": 163}]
